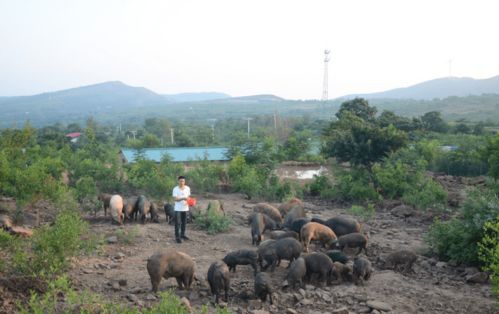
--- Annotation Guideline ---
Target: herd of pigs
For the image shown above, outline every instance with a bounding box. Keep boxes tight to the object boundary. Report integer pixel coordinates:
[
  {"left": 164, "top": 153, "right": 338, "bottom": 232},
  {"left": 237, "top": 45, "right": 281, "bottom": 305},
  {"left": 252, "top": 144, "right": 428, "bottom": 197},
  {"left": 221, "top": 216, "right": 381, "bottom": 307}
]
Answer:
[{"left": 98, "top": 194, "right": 417, "bottom": 307}]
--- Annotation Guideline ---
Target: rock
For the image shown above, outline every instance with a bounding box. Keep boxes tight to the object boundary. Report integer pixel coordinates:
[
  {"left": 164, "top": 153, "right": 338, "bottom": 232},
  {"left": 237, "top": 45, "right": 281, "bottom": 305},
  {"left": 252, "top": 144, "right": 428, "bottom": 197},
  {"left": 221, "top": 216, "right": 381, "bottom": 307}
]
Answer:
[
  {"left": 112, "top": 282, "right": 121, "bottom": 291},
  {"left": 436, "top": 261, "right": 447, "bottom": 268},
  {"left": 300, "top": 298, "right": 313, "bottom": 305},
  {"left": 298, "top": 288, "right": 306, "bottom": 297},
  {"left": 180, "top": 297, "right": 192, "bottom": 312},
  {"left": 391, "top": 205, "right": 414, "bottom": 218},
  {"left": 293, "top": 293, "right": 303, "bottom": 301},
  {"left": 464, "top": 267, "right": 479, "bottom": 276},
  {"left": 466, "top": 272, "right": 489, "bottom": 284},
  {"left": 448, "top": 260, "right": 458, "bottom": 267},
  {"left": 83, "top": 269, "right": 93, "bottom": 274},
  {"left": 218, "top": 301, "right": 228, "bottom": 308},
  {"left": 118, "top": 279, "right": 127, "bottom": 286},
  {"left": 127, "top": 294, "right": 139, "bottom": 303},
  {"left": 357, "top": 306, "right": 371, "bottom": 313},
  {"left": 331, "top": 307, "right": 348, "bottom": 314},
  {"left": 145, "top": 294, "right": 157, "bottom": 301},
  {"left": 250, "top": 311, "right": 269, "bottom": 314},
  {"left": 305, "top": 284, "right": 315, "bottom": 290},
  {"left": 371, "top": 310, "right": 381, "bottom": 314},
  {"left": 107, "top": 236, "right": 118, "bottom": 244},
  {"left": 0, "top": 215, "right": 13, "bottom": 229},
  {"left": 188, "top": 291, "right": 199, "bottom": 301},
  {"left": 10, "top": 226, "right": 33, "bottom": 237},
  {"left": 286, "top": 309, "right": 297, "bottom": 314},
  {"left": 248, "top": 299, "right": 262, "bottom": 310},
  {"left": 367, "top": 300, "right": 392, "bottom": 312},
  {"left": 128, "top": 287, "right": 143, "bottom": 294}
]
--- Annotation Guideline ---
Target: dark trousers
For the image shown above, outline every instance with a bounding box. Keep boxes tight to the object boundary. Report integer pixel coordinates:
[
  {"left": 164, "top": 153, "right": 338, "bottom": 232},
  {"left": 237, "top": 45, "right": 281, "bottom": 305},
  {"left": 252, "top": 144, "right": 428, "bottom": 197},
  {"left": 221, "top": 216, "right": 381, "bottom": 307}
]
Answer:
[{"left": 174, "top": 211, "right": 187, "bottom": 239}]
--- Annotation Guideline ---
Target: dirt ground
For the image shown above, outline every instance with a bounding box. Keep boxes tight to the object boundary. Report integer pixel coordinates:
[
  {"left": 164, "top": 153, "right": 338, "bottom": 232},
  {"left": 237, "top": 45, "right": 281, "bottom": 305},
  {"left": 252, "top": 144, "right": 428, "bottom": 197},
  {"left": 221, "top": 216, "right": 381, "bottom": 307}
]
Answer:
[{"left": 65, "top": 193, "right": 495, "bottom": 314}]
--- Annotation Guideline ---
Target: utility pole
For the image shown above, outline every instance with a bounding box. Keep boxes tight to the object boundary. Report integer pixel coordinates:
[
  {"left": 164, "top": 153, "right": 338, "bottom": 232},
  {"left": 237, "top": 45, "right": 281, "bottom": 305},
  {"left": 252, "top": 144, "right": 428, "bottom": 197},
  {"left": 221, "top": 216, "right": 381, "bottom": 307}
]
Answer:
[
  {"left": 322, "top": 49, "right": 331, "bottom": 101},
  {"left": 244, "top": 118, "right": 253, "bottom": 138},
  {"left": 130, "top": 130, "right": 137, "bottom": 140},
  {"left": 170, "top": 128, "right": 175, "bottom": 145},
  {"left": 273, "top": 112, "right": 277, "bottom": 130}
]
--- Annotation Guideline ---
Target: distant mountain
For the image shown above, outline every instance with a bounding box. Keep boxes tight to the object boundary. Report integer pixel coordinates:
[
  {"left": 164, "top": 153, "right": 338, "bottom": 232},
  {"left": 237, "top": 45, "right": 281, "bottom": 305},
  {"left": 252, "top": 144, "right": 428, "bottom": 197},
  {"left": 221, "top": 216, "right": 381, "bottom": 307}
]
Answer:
[
  {"left": 214, "top": 94, "right": 285, "bottom": 103},
  {"left": 344, "top": 75, "right": 499, "bottom": 100},
  {"left": 162, "top": 92, "right": 231, "bottom": 103}
]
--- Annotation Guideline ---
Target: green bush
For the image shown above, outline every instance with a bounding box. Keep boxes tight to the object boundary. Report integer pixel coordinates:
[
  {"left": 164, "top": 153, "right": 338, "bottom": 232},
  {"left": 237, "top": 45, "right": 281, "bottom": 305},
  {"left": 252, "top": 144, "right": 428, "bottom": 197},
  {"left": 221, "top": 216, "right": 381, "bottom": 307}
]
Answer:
[
  {"left": 75, "top": 175, "right": 97, "bottom": 202},
  {"left": 194, "top": 209, "right": 232, "bottom": 235},
  {"left": 425, "top": 187, "right": 498, "bottom": 265},
  {"left": 307, "top": 175, "right": 332, "bottom": 197},
  {"left": 372, "top": 160, "right": 414, "bottom": 199},
  {"left": 330, "top": 168, "right": 380, "bottom": 202},
  {"left": 115, "top": 226, "right": 140, "bottom": 245},
  {"left": 186, "top": 159, "right": 224, "bottom": 193},
  {"left": 348, "top": 203, "right": 375, "bottom": 221},
  {"left": 402, "top": 177, "right": 447, "bottom": 210},
  {"left": 478, "top": 220, "right": 499, "bottom": 303},
  {"left": 18, "top": 275, "right": 209, "bottom": 314}
]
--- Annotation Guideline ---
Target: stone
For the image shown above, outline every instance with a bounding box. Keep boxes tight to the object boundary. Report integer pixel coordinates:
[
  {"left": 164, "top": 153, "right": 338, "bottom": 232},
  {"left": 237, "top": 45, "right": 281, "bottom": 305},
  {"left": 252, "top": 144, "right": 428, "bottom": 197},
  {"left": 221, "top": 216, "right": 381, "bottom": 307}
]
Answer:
[
  {"left": 218, "top": 301, "right": 228, "bottom": 308},
  {"left": 293, "top": 293, "right": 303, "bottom": 301},
  {"left": 127, "top": 294, "right": 139, "bottom": 303},
  {"left": 188, "top": 291, "right": 199, "bottom": 301},
  {"left": 248, "top": 299, "right": 262, "bottom": 310},
  {"left": 300, "top": 298, "right": 313, "bottom": 305},
  {"left": 107, "top": 236, "right": 118, "bottom": 244},
  {"left": 371, "top": 310, "right": 381, "bottom": 314},
  {"left": 298, "top": 288, "right": 306, "bottom": 297},
  {"left": 119, "top": 279, "right": 127, "bottom": 286},
  {"left": 331, "top": 307, "right": 348, "bottom": 314},
  {"left": 466, "top": 272, "right": 489, "bottom": 284},
  {"left": 391, "top": 205, "right": 414, "bottom": 218},
  {"left": 180, "top": 297, "right": 192, "bottom": 312},
  {"left": 112, "top": 282, "right": 121, "bottom": 291},
  {"left": 128, "top": 287, "right": 143, "bottom": 294},
  {"left": 145, "top": 294, "right": 157, "bottom": 301},
  {"left": 305, "top": 284, "right": 315, "bottom": 290},
  {"left": 83, "top": 269, "right": 93, "bottom": 274},
  {"left": 436, "top": 261, "right": 447, "bottom": 268},
  {"left": 250, "top": 311, "right": 269, "bottom": 314},
  {"left": 367, "top": 300, "right": 392, "bottom": 312},
  {"left": 464, "top": 267, "right": 479, "bottom": 276},
  {"left": 357, "top": 306, "right": 371, "bottom": 313},
  {"left": 286, "top": 309, "right": 297, "bottom": 314}
]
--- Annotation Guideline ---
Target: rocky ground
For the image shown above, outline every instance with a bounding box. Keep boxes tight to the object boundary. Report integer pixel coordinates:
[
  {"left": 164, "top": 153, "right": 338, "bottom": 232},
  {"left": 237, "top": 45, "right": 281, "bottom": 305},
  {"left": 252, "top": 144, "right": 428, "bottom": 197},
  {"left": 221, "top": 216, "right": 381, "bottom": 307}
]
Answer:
[{"left": 63, "top": 193, "right": 495, "bottom": 314}]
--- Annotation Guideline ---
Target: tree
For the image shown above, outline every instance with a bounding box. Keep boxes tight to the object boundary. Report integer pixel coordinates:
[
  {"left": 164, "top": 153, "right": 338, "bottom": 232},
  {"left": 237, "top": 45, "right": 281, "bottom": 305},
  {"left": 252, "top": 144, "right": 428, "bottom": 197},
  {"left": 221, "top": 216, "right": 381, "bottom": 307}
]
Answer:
[
  {"left": 483, "top": 133, "right": 499, "bottom": 181},
  {"left": 323, "top": 100, "right": 407, "bottom": 169},
  {"left": 336, "top": 98, "right": 377, "bottom": 121},
  {"left": 421, "top": 111, "right": 448, "bottom": 133}
]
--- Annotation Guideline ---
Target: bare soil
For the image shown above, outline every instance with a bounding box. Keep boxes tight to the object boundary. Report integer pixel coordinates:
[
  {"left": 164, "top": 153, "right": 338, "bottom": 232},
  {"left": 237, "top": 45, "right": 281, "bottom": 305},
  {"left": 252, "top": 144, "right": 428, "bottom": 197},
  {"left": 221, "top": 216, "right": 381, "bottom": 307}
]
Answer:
[{"left": 63, "top": 193, "right": 495, "bottom": 314}]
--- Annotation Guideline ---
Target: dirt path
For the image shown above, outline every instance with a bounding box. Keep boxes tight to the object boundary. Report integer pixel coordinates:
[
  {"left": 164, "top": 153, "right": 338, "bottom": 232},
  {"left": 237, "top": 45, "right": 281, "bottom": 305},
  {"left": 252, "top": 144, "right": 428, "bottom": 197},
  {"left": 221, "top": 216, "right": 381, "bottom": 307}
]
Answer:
[{"left": 69, "top": 193, "right": 495, "bottom": 313}]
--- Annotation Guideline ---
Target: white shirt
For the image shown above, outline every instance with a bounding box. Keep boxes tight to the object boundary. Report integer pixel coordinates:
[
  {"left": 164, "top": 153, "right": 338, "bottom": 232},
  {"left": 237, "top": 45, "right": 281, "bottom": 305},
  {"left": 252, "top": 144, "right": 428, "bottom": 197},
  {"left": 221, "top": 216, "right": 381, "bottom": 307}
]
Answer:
[{"left": 172, "top": 185, "right": 191, "bottom": 212}]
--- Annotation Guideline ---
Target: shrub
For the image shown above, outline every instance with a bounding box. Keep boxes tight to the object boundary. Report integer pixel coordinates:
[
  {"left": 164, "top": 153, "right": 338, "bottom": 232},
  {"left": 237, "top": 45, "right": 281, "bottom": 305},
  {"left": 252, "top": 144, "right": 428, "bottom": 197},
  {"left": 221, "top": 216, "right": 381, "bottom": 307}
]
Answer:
[
  {"left": 425, "top": 187, "right": 499, "bottom": 265},
  {"left": 372, "top": 160, "right": 414, "bottom": 199},
  {"left": 307, "top": 175, "right": 332, "bottom": 197},
  {"left": 31, "top": 210, "right": 89, "bottom": 275},
  {"left": 348, "top": 203, "right": 375, "bottom": 221},
  {"left": 478, "top": 220, "right": 499, "bottom": 303},
  {"left": 402, "top": 177, "right": 447, "bottom": 210},
  {"left": 18, "top": 275, "right": 204, "bottom": 314},
  {"left": 75, "top": 175, "right": 97, "bottom": 202},
  {"left": 330, "top": 168, "right": 380, "bottom": 202},
  {"left": 186, "top": 159, "right": 224, "bottom": 193},
  {"left": 194, "top": 210, "right": 232, "bottom": 235},
  {"left": 115, "top": 226, "right": 140, "bottom": 245}
]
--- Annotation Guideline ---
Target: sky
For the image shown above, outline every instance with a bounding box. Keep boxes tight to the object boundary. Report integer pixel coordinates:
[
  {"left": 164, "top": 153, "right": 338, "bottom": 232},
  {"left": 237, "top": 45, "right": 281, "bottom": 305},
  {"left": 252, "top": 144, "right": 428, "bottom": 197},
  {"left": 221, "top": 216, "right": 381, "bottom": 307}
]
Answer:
[{"left": 0, "top": 0, "right": 498, "bottom": 99}]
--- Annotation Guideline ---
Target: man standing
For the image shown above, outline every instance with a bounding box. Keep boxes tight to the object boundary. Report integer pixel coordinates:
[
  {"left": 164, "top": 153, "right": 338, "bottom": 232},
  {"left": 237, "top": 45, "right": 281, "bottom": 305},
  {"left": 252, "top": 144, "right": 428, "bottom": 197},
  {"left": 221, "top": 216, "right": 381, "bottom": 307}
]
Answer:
[{"left": 172, "top": 175, "right": 191, "bottom": 243}]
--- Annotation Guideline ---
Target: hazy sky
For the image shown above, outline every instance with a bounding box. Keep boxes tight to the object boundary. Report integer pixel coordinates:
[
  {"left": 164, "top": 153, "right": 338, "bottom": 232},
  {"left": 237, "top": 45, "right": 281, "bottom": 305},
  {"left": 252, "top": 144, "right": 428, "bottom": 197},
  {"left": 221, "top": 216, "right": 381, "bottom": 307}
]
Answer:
[{"left": 1, "top": 0, "right": 498, "bottom": 99}]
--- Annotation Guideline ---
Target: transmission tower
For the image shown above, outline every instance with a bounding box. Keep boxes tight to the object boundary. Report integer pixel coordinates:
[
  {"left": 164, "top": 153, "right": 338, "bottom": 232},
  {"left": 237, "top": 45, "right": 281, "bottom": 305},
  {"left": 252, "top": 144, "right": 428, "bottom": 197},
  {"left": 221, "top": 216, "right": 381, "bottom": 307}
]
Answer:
[{"left": 322, "top": 49, "right": 331, "bottom": 101}]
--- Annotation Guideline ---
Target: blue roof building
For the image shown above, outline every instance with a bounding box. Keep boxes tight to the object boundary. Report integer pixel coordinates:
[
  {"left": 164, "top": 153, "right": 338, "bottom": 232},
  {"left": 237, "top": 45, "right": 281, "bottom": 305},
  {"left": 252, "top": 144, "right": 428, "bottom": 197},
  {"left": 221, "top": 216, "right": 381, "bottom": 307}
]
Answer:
[{"left": 120, "top": 147, "right": 231, "bottom": 163}]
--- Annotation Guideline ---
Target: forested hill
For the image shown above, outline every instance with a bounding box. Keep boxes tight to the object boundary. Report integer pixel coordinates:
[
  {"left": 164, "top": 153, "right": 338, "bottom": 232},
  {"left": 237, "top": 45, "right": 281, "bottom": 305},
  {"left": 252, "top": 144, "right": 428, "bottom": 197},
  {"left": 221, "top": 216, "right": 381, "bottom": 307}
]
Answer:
[
  {"left": 345, "top": 75, "right": 499, "bottom": 100},
  {"left": 1, "top": 79, "right": 499, "bottom": 128}
]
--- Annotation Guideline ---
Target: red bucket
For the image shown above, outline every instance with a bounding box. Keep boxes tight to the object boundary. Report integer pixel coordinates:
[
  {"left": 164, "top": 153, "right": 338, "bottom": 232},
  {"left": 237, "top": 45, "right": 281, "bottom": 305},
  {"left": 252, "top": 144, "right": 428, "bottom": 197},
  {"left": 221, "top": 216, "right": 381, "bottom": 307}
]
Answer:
[{"left": 187, "top": 197, "right": 196, "bottom": 206}]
